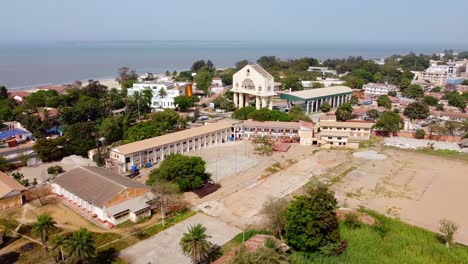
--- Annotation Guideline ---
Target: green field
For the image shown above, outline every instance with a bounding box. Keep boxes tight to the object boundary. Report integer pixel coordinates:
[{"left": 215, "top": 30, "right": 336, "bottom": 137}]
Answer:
[{"left": 290, "top": 211, "right": 468, "bottom": 264}]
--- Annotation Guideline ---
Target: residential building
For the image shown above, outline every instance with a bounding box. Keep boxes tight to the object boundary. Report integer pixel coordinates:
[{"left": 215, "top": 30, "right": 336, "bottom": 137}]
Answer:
[
  {"left": 301, "top": 78, "right": 345, "bottom": 88},
  {"left": 52, "top": 166, "right": 154, "bottom": 227},
  {"left": 363, "top": 82, "right": 398, "bottom": 97},
  {"left": 212, "top": 77, "right": 223, "bottom": 86},
  {"left": 108, "top": 122, "right": 233, "bottom": 173},
  {"left": 0, "top": 122, "right": 32, "bottom": 144},
  {"left": 373, "top": 58, "right": 385, "bottom": 65},
  {"left": 127, "top": 81, "right": 187, "bottom": 109},
  {"left": 319, "top": 121, "right": 374, "bottom": 148},
  {"left": 7, "top": 91, "right": 30, "bottom": 103},
  {"left": 414, "top": 71, "right": 448, "bottom": 86},
  {"left": 0, "top": 171, "right": 26, "bottom": 211},
  {"left": 36, "top": 85, "right": 70, "bottom": 95},
  {"left": 307, "top": 66, "right": 338, "bottom": 75},
  {"left": 280, "top": 86, "right": 353, "bottom": 113},
  {"left": 427, "top": 62, "right": 458, "bottom": 77},
  {"left": 232, "top": 64, "right": 276, "bottom": 110}
]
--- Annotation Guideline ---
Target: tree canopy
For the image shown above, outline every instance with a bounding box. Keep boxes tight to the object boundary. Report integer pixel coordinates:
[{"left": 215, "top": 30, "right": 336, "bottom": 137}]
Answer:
[
  {"left": 285, "top": 185, "right": 340, "bottom": 253},
  {"left": 377, "top": 95, "right": 392, "bottom": 109},
  {"left": 374, "top": 111, "right": 402, "bottom": 134},
  {"left": 404, "top": 102, "right": 430, "bottom": 119},
  {"left": 146, "top": 154, "right": 208, "bottom": 191}
]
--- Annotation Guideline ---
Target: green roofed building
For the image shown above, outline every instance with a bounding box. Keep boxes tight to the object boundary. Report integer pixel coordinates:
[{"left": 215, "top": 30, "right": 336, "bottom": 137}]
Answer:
[{"left": 280, "top": 86, "right": 353, "bottom": 113}]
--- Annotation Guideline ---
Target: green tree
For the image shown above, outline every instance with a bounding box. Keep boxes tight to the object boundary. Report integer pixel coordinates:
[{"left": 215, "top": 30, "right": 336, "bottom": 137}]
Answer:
[
  {"left": 99, "top": 116, "right": 124, "bottom": 144},
  {"left": 0, "top": 86, "right": 8, "bottom": 100},
  {"left": 191, "top": 60, "right": 207, "bottom": 72},
  {"left": 26, "top": 90, "right": 58, "bottom": 108},
  {"left": 285, "top": 185, "right": 340, "bottom": 253},
  {"left": 235, "top": 59, "right": 249, "bottom": 69},
  {"left": 446, "top": 93, "right": 466, "bottom": 111},
  {"left": 319, "top": 101, "right": 331, "bottom": 112},
  {"left": 158, "top": 88, "right": 168, "bottom": 107},
  {"left": 404, "top": 102, "right": 430, "bottom": 119},
  {"left": 415, "top": 129, "right": 426, "bottom": 139},
  {"left": 336, "top": 102, "right": 353, "bottom": 121},
  {"left": 65, "top": 122, "right": 97, "bottom": 156},
  {"left": 288, "top": 106, "right": 312, "bottom": 122},
  {"left": 174, "top": 96, "right": 195, "bottom": 112},
  {"left": 377, "top": 95, "right": 392, "bottom": 109},
  {"left": 349, "top": 95, "right": 359, "bottom": 105},
  {"left": 180, "top": 224, "right": 212, "bottom": 264},
  {"left": 65, "top": 228, "right": 96, "bottom": 263},
  {"left": 312, "top": 82, "right": 324, "bottom": 88},
  {"left": 282, "top": 76, "right": 303, "bottom": 91},
  {"left": 403, "top": 84, "right": 424, "bottom": 99},
  {"left": 388, "top": 90, "right": 397, "bottom": 97},
  {"left": 0, "top": 156, "right": 13, "bottom": 172},
  {"left": 32, "top": 213, "right": 57, "bottom": 252},
  {"left": 146, "top": 154, "right": 208, "bottom": 191},
  {"left": 423, "top": 96, "right": 439, "bottom": 106},
  {"left": 33, "top": 137, "right": 69, "bottom": 162},
  {"left": 344, "top": 75, "right": 365, "bottom": 89},
  {"left": 374, "top": 111, "right": 402, "bottom": 135},
  {"left": 195, "top": 66, "right": 213, "bottom": 95},
  {"left": 366, "top": 109, "right": 380, "bottom": 120},
  {"left": 399, "top": 78, "right": 411, "bottom": 91},
  {"left": 232, "top": 106, "right": 256, "bottom": 120}
]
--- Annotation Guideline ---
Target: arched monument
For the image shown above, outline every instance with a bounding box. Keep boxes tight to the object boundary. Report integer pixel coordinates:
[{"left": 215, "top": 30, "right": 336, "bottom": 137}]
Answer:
[{"left": 231, "top": 64, "right": 276, "bottom": 110}]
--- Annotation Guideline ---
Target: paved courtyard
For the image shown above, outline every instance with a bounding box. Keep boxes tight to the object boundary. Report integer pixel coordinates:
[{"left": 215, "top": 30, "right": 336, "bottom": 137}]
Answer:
[{"left": 120, "top": 213, "right": 241, "bottom": 264}]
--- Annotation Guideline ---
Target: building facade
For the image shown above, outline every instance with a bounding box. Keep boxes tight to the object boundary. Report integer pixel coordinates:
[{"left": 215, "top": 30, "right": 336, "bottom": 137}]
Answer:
[
  {"left": 319, "top": 121, "right": 374, "bottom": 148},
  {"left": 363, "top": 83, "right": 399, "bottom": 97},
  {"left": 231, "top": 64, "right": 276, "bottom": 110},
  {"left": 0, "top": 172, "right": 26, "bottom": 211},
  {"left": 52, "top": 166, "right": 153, "bottom": 227},
  {"left": 127, "top": 81, "right": 187, "bottom": 109},
  {"left": 108, "top": 122, "right": 233, "bottom": 173},
  {"left": 280, "top": 86, "right": 353, "bottom": 113},
  {"left": 307, "top": 66, "right": 338, "bottom": 75},
  {"left": 415, "top": 71, "right": 448, "bottom": 86}
]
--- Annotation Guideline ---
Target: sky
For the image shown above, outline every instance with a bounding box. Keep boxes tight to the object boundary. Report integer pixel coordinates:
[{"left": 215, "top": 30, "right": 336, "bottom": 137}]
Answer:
[{"left": 1, "top": 0, "right": 468, "bottom": 47}]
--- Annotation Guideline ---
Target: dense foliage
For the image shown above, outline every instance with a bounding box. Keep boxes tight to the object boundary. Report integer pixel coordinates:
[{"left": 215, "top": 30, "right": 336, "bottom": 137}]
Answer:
[
  {"left": 404, "top": 102, "right": 430, "bottom": 119},
  {"left": 285, "top": 185, "right": 341, "bottom": 253},
  {"left": 146, "top": 154, "right": 208, "bottom": 191},
  {"left": 374, "top": 111, "right": 402, "bottom": 134},
  {"left": 231, "top": 106, "right": 311, "bottom": 122}
]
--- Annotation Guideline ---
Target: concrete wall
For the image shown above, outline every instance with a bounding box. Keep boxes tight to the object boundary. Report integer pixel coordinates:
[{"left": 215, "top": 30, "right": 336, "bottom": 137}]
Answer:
[
  {"left": 105, "top": 188, "right": 149, "bottom": 208},
  {"left": 0, "top": 194, "right": 23, "bottom": 211}
]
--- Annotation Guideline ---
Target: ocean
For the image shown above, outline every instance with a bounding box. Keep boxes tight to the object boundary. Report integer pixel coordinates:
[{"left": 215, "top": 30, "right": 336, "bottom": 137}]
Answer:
[{"left": 0, "top": 40, "right": 455, "bottom": 90}]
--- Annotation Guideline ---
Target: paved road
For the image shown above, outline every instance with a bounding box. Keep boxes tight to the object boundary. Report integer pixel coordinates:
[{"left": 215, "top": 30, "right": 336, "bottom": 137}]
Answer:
[{"left": 120, "top": 213, "right": 241, "bottom": 264}]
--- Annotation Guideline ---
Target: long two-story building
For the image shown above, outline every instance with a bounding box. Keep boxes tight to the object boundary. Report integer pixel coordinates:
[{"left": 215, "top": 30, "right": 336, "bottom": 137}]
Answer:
[
  {"left": 319, "top": 121, "right": 374, "bottom": 148},
  {"left": 108, "top": 122, "right": 233, "bottom": 173}
]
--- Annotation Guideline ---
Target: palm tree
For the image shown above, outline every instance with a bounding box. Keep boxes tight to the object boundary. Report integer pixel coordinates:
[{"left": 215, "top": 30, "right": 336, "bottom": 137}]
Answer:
[
  {"left": 336, "top": 102, "right": 353, "bottom": 121},
  {"left": 180, "top": 224, "right": 212, "bottom": 264},
  {"left": 50, "top": 234, "right": 67, "bottom": 263},
  {"left": 65, "top": 228, "right": 96, "bottom": 263},
  {"left": 158, "top": 88, "right": 167, "bottom": 108},
  {"left": 32, "top": 213, "right": 57, "bottom": 252}
]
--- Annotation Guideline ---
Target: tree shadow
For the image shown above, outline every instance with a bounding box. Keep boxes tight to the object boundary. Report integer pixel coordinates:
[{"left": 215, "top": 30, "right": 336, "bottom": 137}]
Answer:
[
  {"left": 0, "top": 251, "right": 20, "bottom": 264},
  {"left": 206, "top": 244, "right": 223, "bottom": 263},
  {"left": 91, "top": 248, "right": 118, "bottom": 264}
]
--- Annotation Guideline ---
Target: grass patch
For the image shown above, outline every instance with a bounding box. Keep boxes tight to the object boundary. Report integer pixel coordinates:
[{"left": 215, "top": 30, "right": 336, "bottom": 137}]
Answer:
[
  {"left": 98, "top": 210, "right": 196, "bottom": 253},
  {"left": 265, "top": 162, "right": 282, "bottom": 174},
  {"left": 219, "top": 229, "right": 271, "bottom": 254},
  {"left": 359, "top": 137, "right": 381, "bottom": 149},
  {"left": 91, "top": 232, "right": 122, "bottom": 247},
  {"left": 289, "top": 210, "right": 468, "bottom": 264},
  {"left": 415, "top": 148, "right": 468, "bottom": 161},
  {"left": 330, "top": 166, "right": 356, "bottom": 185}
]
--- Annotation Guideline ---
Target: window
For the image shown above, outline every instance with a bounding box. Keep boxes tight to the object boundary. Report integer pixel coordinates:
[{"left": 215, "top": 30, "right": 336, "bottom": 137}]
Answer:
[{"left": 125, "top": 157, "right": 130, "bottom": 163}]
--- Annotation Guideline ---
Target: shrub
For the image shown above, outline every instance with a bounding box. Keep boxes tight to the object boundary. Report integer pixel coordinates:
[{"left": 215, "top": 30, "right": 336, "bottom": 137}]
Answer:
[
  {"left": 439, "top": 219, "right": 458, "bottom": 248},
  {"left": 415, "top": 129, "right": 426, "bottom": 139},
  {"left": 344, "top": 213, "right": 362, "bottom": 229},
  {"left": 47, "top": 165, "right": 64, "bottom": 175},
  {"left": 372, "top": 221, "right": 390, "bottom": 238}
]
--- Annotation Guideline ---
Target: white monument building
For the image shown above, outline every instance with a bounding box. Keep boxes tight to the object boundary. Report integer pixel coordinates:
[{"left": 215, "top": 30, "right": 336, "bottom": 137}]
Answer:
[{"left": 231, "top": 64, "right": 276, "bottom": 110}]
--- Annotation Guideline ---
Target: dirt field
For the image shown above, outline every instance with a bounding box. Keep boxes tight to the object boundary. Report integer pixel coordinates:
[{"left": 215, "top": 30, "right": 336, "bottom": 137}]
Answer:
[
  {"left": 185, "top": 139, "right": 468, "bottom": 245},
  {"left": 331, "top": 148, "right": 468, "bottom": 244}
]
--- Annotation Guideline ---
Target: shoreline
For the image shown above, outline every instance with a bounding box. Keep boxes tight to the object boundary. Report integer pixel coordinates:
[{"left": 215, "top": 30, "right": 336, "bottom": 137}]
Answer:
[{"left": 9, "top": 76, "right": 121, "bottom": 92}]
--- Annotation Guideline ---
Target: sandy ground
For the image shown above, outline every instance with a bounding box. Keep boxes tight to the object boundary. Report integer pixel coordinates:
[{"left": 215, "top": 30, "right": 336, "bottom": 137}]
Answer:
[
  {"left": 14, "top": 155, "right": 96, "bottom": 183},
  {"left": 333, "top": 148, "right": 468, "bottom": 244},
  {"left": 120, "top": 213, "right": 241, "bottom": 264}
]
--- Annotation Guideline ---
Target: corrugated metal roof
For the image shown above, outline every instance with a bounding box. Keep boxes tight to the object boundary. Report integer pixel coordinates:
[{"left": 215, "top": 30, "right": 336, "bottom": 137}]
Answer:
[
  {"left": 280, "top": 86, "right": 353, "bottom": 101},
  {"left": 0, "top": 171, "right": 26, "bottom": 198},
  {"left": 320, "top": 121, "right": 374, "bottom": 129},
  {"left": 53, "top": 166, "right": 148, "bottom": 207},
  {"left": 113, "top": 122, "right": 233, "bottom": 155}
]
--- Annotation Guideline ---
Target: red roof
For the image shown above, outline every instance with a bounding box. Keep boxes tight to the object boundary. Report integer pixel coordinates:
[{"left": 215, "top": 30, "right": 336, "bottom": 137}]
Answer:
[{"left": 8, "top": 91, "right": 31, "bottom": 98}]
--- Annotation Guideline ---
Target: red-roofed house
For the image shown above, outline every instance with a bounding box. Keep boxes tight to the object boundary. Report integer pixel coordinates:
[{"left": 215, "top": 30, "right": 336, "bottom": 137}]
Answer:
[{"left": 8, "top": 91, "right": 31, "bottom": 103}]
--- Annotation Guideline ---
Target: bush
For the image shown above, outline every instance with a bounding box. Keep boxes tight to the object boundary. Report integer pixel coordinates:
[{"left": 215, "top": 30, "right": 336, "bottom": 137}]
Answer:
[
  {"left": 47, "top": 165, "right": 64, "bottom": 175},
  {"left": 415, "top": 129, "right": 426, "bottom": 139},
  {"left": 372, "top": 221, "right": 390, "bottom": 238},
  {"left": 344, "top": 213, "right": 362, "bottom": 229}
]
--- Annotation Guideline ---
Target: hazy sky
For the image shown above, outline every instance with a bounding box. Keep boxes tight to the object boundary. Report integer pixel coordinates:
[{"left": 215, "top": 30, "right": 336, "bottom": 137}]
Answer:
[{"left": 2, "top": 0, "right": 468, "bottom": 46}]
